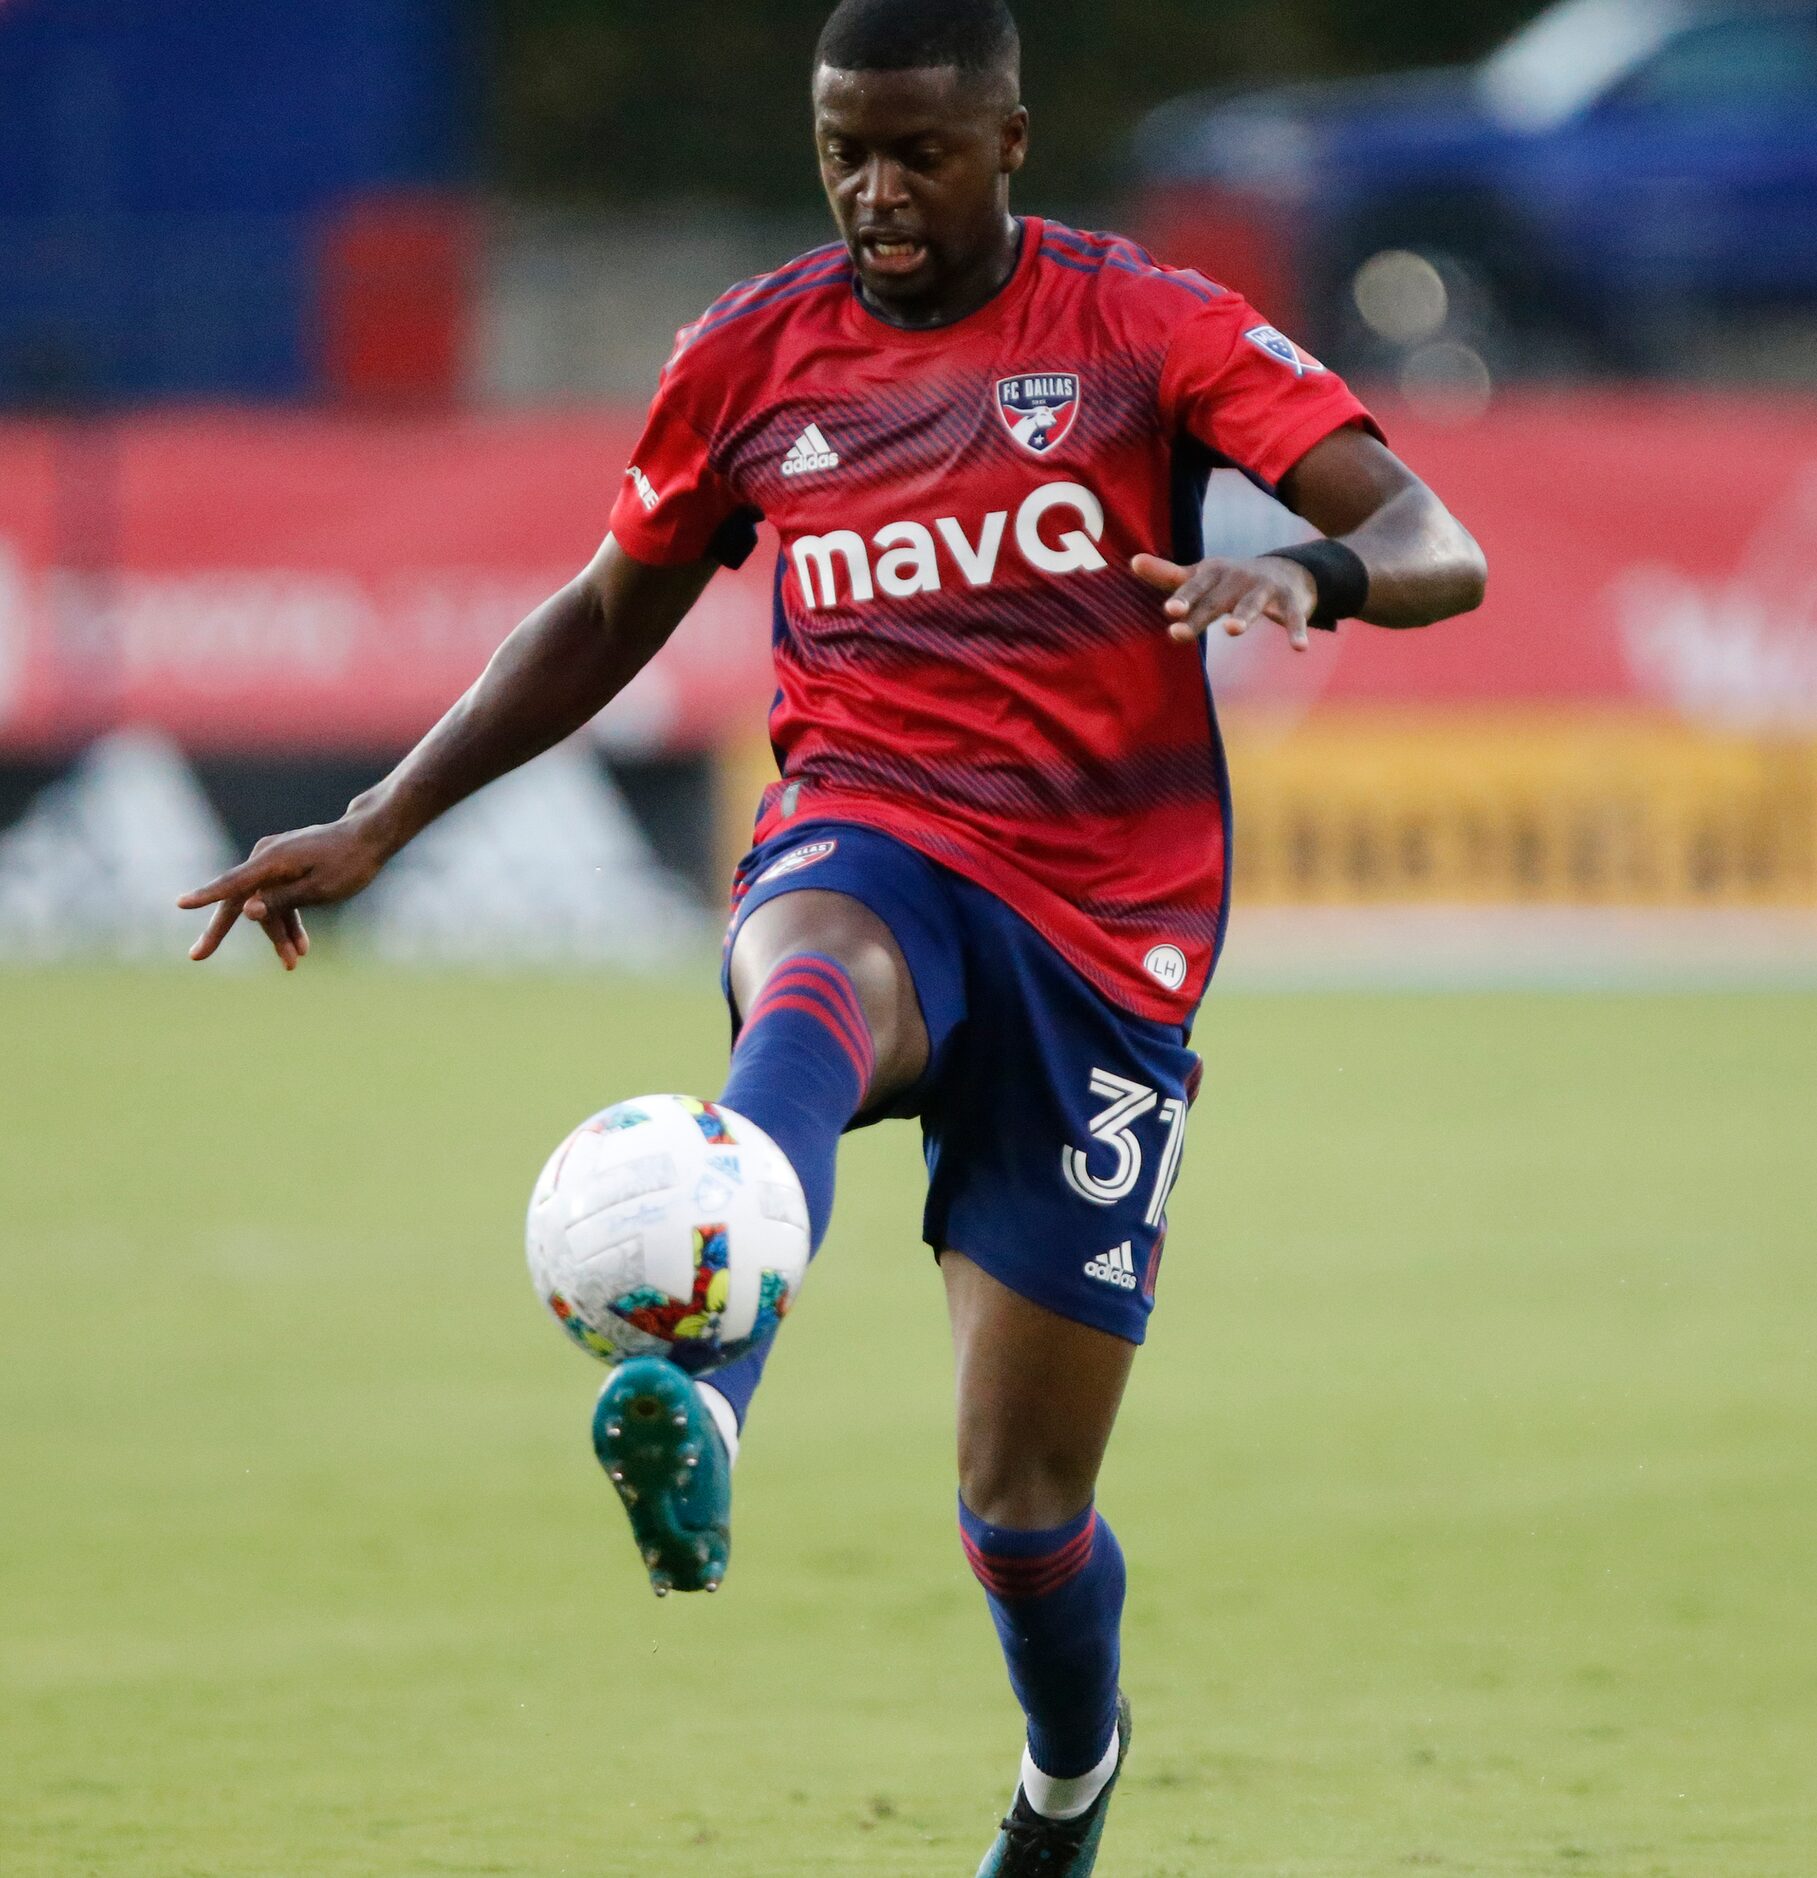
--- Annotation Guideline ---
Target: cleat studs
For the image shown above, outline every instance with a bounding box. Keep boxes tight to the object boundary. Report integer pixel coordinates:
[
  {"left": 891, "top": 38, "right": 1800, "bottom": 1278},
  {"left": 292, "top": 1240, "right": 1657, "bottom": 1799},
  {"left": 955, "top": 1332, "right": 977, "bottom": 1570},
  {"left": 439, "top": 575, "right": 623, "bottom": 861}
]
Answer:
[
  {"left": 684, "top": 1453, "right": 701, "bottom": 1471},
  {"left": 652, "top": 1579, "right": 670, "bottom": 1599},
  {"left": 603, "top": 1421, "right": 623, "bottom": 1439},
  {"left": 671, "top": 1412, "right": 688, "bottom": 1429},
  {"left": 608, "top": 1467, "right": 625, "bottom": 1482},
  {"left": 705, "top": 1577, "right": 722, "bottom": 1594},
  {"left": 643, "top": 1546, "right": 662, "bottom": 1568},
  {"left": 618, "top": 1484, "right": 638, "bottom": 1505}
]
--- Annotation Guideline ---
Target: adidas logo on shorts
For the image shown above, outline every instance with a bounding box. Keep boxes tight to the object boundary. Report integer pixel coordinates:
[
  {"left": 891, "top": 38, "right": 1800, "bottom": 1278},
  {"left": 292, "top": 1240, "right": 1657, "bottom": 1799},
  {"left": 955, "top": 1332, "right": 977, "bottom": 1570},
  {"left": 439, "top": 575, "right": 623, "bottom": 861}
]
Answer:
[{"left": 1084, "top": 1241, "right": 1139, "bottom": 1291}]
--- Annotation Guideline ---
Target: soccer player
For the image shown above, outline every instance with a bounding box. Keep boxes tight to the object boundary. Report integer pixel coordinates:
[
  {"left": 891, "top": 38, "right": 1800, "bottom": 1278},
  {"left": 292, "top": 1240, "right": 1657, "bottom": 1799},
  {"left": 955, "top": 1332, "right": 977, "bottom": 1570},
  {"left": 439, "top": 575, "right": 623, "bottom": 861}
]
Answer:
[{"left": 180, "top": 0, "right": 1486, "bottom": 1867}]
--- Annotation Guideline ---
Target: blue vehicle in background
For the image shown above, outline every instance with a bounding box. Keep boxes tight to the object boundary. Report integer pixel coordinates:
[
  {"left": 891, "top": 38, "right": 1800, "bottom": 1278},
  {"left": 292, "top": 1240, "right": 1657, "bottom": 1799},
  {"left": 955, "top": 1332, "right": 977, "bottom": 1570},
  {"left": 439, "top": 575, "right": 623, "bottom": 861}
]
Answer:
[{"left": 1133, "top": 0, "right": 1817, "bottom": 379}]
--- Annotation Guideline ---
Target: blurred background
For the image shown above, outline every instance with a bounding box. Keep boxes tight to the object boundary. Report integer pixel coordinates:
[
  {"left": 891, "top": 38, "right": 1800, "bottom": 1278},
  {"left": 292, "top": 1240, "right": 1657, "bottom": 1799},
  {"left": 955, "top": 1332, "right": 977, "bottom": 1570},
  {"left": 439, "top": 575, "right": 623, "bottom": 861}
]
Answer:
[
  {"left": 0, "top": 0, "right": 1813, "bottom": 974},
  {"left": 5, "top": 9, "right": 1815, "bottom": 1876}
]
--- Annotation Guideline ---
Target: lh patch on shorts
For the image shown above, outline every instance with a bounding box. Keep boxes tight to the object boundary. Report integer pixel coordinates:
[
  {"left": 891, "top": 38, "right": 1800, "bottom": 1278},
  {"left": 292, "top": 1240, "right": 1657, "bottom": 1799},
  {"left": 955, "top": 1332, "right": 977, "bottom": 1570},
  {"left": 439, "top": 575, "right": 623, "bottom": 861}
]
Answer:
[
  {"left": 1143, "top": 944, "right": 1188, "bottom": 991},
  {"left": 1083, "top": 1241, "right": 1139, "bottom": 1290},
  {"left": 758, "top": 839, "right": 838, "bottom": 884}
]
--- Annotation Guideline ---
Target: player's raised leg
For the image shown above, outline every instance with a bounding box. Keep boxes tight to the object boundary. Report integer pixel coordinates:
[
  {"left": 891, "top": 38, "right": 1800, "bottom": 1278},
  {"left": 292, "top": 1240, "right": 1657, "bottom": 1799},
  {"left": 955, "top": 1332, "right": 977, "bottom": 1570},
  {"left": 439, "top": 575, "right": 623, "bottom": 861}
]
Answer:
[
  {"left": 596, "top": 887, "right": 928, "bottom": 1594},
  {"left": 945, "top": 1253, "right": 1138, "bottom": 1876}
]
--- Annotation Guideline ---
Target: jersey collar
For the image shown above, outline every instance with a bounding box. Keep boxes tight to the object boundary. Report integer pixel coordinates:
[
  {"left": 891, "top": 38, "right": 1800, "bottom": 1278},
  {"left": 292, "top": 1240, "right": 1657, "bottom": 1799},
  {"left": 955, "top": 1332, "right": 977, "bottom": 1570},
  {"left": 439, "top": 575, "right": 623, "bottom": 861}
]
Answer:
[{"left": 843, "top": 216, "right": 1045, "bottom": 346}]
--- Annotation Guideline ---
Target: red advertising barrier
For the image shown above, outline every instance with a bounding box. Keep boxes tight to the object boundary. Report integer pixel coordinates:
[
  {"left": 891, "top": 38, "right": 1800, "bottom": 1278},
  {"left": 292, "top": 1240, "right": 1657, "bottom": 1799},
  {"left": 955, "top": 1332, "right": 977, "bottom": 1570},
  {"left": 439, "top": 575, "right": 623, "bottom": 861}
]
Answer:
[
  {"left": 1203, "top": 390, "right": 1817, "bottom": 728},
  {"left": 0, "top": 411, "right": 775, "bottom": 755},
  {"left": 1, "top": 393, "right": 1813, "bottom": 754}
]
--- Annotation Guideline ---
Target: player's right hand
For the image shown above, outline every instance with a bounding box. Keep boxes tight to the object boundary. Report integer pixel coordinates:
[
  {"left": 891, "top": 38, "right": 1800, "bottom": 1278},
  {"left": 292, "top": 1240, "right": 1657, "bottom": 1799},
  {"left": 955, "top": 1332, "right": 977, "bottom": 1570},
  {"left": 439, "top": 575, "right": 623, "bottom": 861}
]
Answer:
[{"left": 178, "top": 814, "right": 395, "bottom": 971}]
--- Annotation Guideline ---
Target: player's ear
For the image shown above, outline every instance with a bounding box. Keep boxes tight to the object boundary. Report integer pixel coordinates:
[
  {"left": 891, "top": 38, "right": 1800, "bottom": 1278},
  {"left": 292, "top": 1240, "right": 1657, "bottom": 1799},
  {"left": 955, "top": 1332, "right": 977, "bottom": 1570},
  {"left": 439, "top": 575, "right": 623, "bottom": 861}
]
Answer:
[{"left": 1000, "top": 106, "right": 1029, "bottom": 175}]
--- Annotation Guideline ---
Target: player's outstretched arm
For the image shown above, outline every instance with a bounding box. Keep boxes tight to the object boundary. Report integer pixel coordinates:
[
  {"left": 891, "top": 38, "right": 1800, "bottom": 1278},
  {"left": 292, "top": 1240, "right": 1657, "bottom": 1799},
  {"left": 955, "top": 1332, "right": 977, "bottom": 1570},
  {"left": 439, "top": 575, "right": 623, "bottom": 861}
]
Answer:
[
  {"left": 178, "top": 538, "right": 717, "bottom": 969},
  {"left": 1131, "top": 427, "right": 1487, "bottom": 650}
]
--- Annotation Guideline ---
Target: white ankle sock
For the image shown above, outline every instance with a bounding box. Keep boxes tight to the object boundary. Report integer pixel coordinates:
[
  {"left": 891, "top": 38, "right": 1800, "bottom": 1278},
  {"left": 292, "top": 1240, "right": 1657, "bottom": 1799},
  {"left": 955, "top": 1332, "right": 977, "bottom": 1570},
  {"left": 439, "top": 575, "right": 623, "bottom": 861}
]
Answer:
[
  {"left": 696, "top": 1382, "right": 740, "bottom": 1467},
  {"left": 1019, "top": 1726, "right": 1120, "bottom": 1822}
]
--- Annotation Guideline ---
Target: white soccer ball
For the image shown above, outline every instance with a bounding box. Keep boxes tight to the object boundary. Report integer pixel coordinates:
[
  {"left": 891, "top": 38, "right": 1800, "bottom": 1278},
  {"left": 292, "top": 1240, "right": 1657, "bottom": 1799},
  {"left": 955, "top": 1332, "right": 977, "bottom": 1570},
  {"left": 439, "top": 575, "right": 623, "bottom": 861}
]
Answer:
[{"left": 526, "top": 1095, "right": 810, "bottom": 1375}]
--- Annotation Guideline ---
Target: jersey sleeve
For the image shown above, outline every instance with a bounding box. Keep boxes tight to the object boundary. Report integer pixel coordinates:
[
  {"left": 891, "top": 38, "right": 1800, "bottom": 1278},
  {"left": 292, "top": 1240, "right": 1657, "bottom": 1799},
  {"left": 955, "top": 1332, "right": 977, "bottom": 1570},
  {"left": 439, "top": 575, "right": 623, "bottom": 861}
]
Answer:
[
  {"left": 1159, "top": 295, "right": 1382, "bottom": 492},
  {"left": 607, "top": 335, "right": 761, "bottom": 569}
]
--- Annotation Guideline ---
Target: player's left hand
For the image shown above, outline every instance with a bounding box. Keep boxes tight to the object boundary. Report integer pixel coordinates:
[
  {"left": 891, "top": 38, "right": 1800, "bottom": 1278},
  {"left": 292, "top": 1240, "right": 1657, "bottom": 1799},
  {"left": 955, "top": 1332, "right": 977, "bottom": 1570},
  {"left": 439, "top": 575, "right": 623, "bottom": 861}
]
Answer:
[{"left": 1131, "top": 553, "right": 1319, "bottom": 652}]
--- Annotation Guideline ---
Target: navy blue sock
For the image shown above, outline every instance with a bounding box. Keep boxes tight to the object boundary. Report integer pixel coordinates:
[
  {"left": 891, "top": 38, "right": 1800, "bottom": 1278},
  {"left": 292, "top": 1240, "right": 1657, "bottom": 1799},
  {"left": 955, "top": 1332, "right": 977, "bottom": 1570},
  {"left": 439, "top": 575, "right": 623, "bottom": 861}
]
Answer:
[
  {"left": 703, "top": 952, "right": 874, "bottom": 1428},
  {"left": 959, "top": 1498, "right": 1127, "bottom": 1780}
]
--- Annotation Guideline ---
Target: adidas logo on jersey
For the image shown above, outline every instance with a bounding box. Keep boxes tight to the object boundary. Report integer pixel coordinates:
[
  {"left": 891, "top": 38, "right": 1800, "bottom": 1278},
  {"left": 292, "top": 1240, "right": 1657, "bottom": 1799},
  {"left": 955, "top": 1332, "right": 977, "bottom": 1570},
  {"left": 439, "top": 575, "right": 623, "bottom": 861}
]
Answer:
[
  {"left": 781, "top": 424, "right": 840, "bottom": 477},
  {"left": 1084, "top": 1241, "right": 1139, "bottom": 1291}
]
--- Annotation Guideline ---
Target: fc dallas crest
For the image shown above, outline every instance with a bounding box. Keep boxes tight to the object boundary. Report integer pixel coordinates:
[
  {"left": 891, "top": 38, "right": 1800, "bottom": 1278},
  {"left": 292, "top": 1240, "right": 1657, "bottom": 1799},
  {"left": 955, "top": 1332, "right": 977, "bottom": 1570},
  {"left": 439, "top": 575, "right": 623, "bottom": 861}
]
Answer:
[{"left": 996, "top": 372, "right": 1082, "bottom": 455}]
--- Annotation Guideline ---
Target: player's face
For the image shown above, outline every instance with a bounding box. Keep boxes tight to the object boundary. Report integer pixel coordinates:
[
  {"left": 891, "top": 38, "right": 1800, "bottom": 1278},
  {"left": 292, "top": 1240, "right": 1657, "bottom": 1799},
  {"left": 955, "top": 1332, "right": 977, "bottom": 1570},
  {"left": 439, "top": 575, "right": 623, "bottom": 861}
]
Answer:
[{"left": 813, "top": 63, "right": 1028, "bottom": 326}]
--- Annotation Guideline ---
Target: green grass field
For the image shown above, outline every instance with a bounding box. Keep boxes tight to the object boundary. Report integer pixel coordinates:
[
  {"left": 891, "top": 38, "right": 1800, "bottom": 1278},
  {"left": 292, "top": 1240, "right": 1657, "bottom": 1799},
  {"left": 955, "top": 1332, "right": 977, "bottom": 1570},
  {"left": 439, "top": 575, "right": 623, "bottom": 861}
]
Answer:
[{"left": 3, "top": 969, "right": 1814, "bottom": 1877}]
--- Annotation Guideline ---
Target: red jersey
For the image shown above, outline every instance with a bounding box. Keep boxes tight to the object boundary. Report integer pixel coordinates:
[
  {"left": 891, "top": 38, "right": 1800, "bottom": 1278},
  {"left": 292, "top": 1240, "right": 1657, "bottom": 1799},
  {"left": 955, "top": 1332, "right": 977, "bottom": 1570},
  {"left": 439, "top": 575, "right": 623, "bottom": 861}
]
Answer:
[{"left": 608, "top": 217, "right": 1378, "bottom": 1023}]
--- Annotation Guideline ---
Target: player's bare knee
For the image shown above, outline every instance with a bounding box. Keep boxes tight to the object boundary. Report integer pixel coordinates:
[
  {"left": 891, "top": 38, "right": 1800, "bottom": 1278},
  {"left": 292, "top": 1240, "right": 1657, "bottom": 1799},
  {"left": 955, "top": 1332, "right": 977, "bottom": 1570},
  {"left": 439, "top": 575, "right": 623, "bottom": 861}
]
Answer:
[
  {"left": 753, "top": 935, "right": 905, "bottom": 1057},
  {"left": 838, "top": 931, "right": 919, "bottom": 1064},
  {"left": 733, "top": 902, "right": 924, "bottom": 1090},
  {"left": 958, "top": 1443, "right": 1098, "bottom": 1532}
]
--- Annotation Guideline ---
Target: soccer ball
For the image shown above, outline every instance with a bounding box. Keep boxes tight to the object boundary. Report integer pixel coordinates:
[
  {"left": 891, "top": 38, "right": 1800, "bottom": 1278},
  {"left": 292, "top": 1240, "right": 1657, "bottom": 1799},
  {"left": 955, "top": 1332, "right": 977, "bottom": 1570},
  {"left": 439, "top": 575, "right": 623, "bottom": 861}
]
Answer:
[{"left": 526, "top": 1095, "right": 810, "bottom": 1375}]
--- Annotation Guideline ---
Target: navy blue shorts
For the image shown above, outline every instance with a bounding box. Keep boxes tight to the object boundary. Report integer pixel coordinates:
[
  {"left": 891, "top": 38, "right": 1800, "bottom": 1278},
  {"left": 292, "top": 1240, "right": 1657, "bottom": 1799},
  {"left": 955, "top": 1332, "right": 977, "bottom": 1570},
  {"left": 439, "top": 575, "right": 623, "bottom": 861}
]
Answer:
[{"left": 723, "top": 821, "right": 1203, "bottom": 1344}]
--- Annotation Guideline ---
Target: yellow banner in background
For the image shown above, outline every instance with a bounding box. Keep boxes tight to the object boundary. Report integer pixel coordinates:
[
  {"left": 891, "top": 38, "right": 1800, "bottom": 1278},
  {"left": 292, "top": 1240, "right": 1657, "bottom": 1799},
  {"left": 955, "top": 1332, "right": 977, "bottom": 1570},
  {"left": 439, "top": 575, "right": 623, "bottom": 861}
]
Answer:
[
  {"left": 1224, "top": 712, "right": 1817, "bottom": 908},
  {"left": 720, "top": 715, "right": 1817, "bottom": 913}
]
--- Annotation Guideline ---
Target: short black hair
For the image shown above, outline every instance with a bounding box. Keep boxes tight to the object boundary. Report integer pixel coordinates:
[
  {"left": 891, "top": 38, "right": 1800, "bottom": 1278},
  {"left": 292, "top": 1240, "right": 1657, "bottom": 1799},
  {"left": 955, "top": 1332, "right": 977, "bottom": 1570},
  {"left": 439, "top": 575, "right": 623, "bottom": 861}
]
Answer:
[{"left": 816, "top": 0, "right": 1019, "bottom": 79}]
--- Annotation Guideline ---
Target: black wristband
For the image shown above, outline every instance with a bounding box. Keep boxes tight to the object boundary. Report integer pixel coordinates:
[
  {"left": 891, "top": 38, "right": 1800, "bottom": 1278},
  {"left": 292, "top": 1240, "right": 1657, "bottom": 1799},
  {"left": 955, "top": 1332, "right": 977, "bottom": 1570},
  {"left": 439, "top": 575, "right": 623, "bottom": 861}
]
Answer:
[{"left": 1265, "top": 539, "right": 1370, "bottom": 630}]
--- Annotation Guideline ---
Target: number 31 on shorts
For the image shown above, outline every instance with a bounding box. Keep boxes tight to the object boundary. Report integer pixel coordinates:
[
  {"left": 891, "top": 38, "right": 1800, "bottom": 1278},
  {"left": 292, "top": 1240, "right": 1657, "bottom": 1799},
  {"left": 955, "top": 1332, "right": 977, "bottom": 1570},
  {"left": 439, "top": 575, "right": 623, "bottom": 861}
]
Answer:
[{"left": 1060, "top": 1069, "right": 1189, "bottom": 1227}]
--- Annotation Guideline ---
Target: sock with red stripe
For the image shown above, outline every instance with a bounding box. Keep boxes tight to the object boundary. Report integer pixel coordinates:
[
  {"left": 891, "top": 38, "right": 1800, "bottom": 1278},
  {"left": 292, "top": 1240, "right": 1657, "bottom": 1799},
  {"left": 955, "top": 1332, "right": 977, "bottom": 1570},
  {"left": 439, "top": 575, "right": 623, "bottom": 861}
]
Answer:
[
  {"left": 700, "top": 951, "right": 874, "bottom": 1430},
  {"left": 959, "top": 1497, "right": 1127, "bottom": 1789}
]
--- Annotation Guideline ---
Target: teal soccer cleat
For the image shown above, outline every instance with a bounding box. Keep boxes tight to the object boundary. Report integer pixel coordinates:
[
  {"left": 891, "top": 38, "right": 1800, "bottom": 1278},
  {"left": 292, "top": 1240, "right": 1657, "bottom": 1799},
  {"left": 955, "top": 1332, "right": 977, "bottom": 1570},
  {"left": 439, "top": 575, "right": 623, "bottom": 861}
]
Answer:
[
  {"left": 974, "top": 1693, "right": 1132, "bottom": 1877},
  {"left": 592, "top": 1357, "right": 731, "bottom": 1597}
]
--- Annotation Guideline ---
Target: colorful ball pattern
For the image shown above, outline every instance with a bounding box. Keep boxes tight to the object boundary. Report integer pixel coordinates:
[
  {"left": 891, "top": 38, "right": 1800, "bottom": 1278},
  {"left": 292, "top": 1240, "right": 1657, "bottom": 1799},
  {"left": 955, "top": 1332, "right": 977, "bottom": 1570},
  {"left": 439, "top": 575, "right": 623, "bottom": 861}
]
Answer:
[{"left": 526, "top": 1096, "right": 810, "bottom": 1375}]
